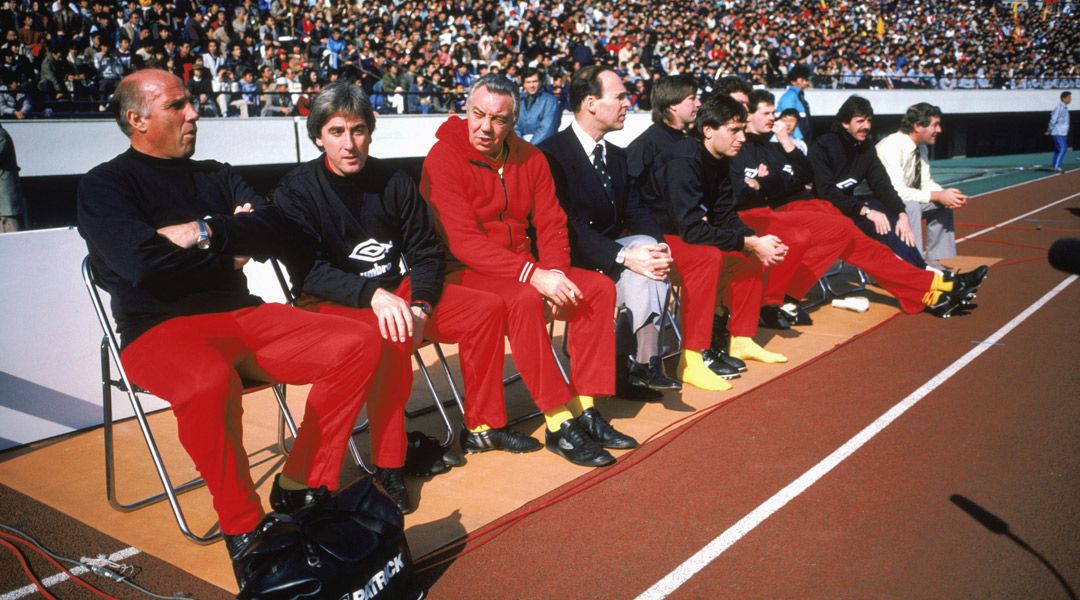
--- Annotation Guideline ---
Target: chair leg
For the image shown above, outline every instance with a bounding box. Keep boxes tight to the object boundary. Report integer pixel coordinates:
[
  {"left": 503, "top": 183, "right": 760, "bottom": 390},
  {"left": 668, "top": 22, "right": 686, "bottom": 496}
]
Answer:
[
  {"left": 407, "top": 350, "right": 456, "bottom": 448},
  {"left": 272, "top": 384, "right": 295, "bottom": 456},
  {"left": 101, "top": 340, "right": 219, "bottom": 544}
]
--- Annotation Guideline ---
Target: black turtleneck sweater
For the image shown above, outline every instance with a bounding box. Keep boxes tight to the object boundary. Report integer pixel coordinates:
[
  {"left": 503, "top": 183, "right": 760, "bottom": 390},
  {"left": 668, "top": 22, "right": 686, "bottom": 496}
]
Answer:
[
  {"left": 77, "top": 147, "right": 295, "bottom": 348},
  {"left": 271, "top": 156, "right": 445, "bottom": 310},
  {"left": 809, "top": 130, "right": 904, "bottom": 217},
  {"left": 626, "top": 121, "right": 687, "bottom": 188},
  {"left": 729, "top": 131, "right": 816, "bottom": 210},
  {"left": 639, "top": 137, "right": 754, "bottom": 252}
]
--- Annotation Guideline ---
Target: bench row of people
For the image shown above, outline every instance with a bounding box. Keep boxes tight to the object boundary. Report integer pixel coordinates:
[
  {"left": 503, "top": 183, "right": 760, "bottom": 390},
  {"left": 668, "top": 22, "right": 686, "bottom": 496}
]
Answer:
[{"left": 76, "top": 67, "right": 986, "bottom": 589}]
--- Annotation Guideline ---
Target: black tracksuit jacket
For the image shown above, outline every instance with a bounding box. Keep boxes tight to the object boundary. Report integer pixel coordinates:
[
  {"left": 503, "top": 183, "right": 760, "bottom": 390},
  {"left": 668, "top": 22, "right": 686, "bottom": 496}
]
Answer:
[
  {"left": 809, "top": 130, "right": 905, "bottom": 218},
  {"left": 729, "top": 132, "right": 817, "bottom": 210}
]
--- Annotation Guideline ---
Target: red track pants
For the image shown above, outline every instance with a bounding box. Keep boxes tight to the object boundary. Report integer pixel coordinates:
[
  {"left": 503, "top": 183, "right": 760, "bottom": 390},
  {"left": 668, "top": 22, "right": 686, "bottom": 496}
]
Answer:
[
  {"left": 121, "top": 303, "right": 381, "bottom": 535},
  {"left": 667, "top": 236, "right": 769, "bottom": 345},
  {"left": 449, "top": 267, "right": 616, "bottom": 410},
  {"left": 777, "top": 199, "right": 935, "bottom": 314},
  {"left": 313, "top": 277, "right": 510, "bottom": 450},
  {"left": 737, "top": 207, "right": 813, "bottom": 308}
]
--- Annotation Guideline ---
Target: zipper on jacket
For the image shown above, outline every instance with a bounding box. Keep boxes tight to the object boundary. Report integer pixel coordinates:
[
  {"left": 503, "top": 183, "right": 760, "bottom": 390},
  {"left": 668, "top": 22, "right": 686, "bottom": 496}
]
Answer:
[{"left": 470, "top": 158, "right": 514, "bottom": 250}]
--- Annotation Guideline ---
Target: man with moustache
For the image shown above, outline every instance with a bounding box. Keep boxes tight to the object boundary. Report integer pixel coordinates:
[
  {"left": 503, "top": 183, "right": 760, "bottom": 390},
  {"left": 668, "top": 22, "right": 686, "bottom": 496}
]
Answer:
[
  {"left": 421, "top": 74, "right": 636, "bottom": 468},
  {"left": 270, "top": 82, "right": 543, "bottom": 514},
  {"left": 539, "top": 65, "right": 681, "bottom": 400}
]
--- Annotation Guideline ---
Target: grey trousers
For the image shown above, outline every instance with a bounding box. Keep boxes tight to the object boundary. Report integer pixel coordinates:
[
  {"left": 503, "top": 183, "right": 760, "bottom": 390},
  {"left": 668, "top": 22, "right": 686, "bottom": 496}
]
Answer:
[
  {"left": 614, "top": 235, "right": 670, "bottom": 333},
  {"left": 905, "top": 200, "right": 955, "bottom": 263}
]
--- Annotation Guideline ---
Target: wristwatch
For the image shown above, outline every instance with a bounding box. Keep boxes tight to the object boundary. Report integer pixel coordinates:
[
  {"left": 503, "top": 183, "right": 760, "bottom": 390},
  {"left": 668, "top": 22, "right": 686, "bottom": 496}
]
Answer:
[
  {"left": 195, "top": 219, "right": 211, "bottom": 250},
  {"left": 410, "top": 301, "right": 432, "bottom": 317},
  {"left": 614, "top": 247, "right": 627, "bottom": 265},
  {"left": 858, "top": 204, "right": 870, "bottom": 217}
]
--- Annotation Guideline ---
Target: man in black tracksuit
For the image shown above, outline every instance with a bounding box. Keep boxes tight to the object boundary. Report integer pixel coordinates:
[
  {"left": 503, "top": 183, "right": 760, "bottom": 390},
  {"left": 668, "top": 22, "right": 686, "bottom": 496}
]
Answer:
[
  {"left": 809, "top": 95, "right": 927, "bottom": 269},
  {"left": 271, "top": 82, "right": 542, "bottom": 514}
]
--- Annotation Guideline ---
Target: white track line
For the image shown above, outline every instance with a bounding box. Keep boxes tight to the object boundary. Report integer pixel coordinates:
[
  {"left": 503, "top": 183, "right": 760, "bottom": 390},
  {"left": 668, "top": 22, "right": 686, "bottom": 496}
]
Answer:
[
  {"left": 636, "top": 275, "right": 1078, "bottom": 600},
  {"left": 958, "top": 191, "right": 1080, "bottom": 243},
  {"left": 0, "top": 546, "right": 141, "bottom": 600}
]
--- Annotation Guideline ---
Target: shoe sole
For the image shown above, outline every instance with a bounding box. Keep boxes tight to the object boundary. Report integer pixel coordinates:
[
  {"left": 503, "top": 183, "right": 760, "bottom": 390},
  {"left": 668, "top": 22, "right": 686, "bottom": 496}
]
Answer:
[
  {"left": 627, "top": 376, "right": 682, "bottom": 391},
  {"left": 544, "top": 444, "right": 616, "bottom": 467},
  {"left": 462, "top": 443, "right": 542, "bottom": 455}
]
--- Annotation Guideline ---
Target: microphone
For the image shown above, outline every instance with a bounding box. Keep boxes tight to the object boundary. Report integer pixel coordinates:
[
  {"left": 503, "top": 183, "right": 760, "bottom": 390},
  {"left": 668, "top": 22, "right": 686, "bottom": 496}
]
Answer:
[{"left": 1048, "top": 238, "right": 1080, "bottom": 275}]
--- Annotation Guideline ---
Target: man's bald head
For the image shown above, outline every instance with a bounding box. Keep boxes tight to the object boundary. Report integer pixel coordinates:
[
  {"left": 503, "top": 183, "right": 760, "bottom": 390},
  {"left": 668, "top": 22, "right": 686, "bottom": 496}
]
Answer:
[{"left": 113, "top": 69, "right": 177, "bottom": 137}]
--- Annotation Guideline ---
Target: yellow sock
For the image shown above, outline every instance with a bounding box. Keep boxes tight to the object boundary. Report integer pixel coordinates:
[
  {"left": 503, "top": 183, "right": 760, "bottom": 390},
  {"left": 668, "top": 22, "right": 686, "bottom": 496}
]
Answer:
[
  {"left": 469, "top": 423, "right": 491, "bottom": 433},
  {"left": 729, "top": 336, "right": 788, "bottom": 364},
  {"left": 277, "top": 474, "right": 306, "bottom": 490},
  {"left": 543, "top": 405, "right": 574, "bottom": 432},
  {"left": 566, "top": 395, "right": 594, "bottom": 416},
  {"left": 922, "top": 289, "right": 942, "bottom": 306},
  {"left": 931, "top": 272, "right": 953, "bottom": 292},
  {"left": 676, "top": 350, "right": 733, "bottom": 391}
]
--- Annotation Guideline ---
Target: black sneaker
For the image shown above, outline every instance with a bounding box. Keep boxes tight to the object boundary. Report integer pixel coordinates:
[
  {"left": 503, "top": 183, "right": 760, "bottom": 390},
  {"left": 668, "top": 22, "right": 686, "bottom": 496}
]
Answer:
[
  {"left": 946, "top": 265, "right": 988, "bottom": 302},
  {"left": 545, "top": 419, "right": 616, "bottom": 467},
  {"left": 925, "top": 288, "right": 969, "bottom": 319},
  {"left": 718, "top": 349, "right": 747, "bottom": 373},
  {"left": 374, "top": 467, "right": 413, "bottom": 515},
  {"left": 224, "top": 516, "right": 278, "bottom": 589},
  {"left": 759, "top": 304, "right": 793, "bottom": 330},
  {"left": 576, "top": 407, "right": 638, "bottom": 449},
  {"left": 460, "top": 427, "right": 542, "bottom": 454},
  {"left": 268, "top": 474, "right": 329, "bottom": 514},
  {"left": 701, "top": 348, "right": 741, "bottom": 379},
  {"left": 628, "top": 356, "right": 682, "bottom": 391}
]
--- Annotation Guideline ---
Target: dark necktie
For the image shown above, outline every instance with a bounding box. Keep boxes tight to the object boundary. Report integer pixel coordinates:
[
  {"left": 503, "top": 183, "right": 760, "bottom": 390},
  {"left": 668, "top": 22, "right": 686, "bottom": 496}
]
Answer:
[
  {"left": 912, "top": 147, "right": 922, "bottom": 189},
  {"left": 592, "top": 143, "right": 612, "bottom": 196}
]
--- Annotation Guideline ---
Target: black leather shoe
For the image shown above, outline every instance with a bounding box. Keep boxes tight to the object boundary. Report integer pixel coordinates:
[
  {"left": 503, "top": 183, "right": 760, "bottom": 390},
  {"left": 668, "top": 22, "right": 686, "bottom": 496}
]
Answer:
[
  {"left": 629, "top": 356, "right": 682, "bottom": 390},
  {"left": 224, "top": 517, "right": 278, "bottom": 589},
  {"left": 701, "top": 348, "right": 741, "bottom": 379},
  {"left": 545, "top": 419, "right": 616, "bottom": 467},
  {"left": 615, "top": 379, "right": 665, "bottom": 401},
  {"left": 576, "top": 407, "right": 638, "bottom": 449},
  {"left": 268, "top": 474, "right": 329, "bottom": 514},
  {"left": 759, "top": 304, "right": 793, "bottom": 330},
  {"left": 374, "top": 467, "right": 413, "bottom": 515},
  {"left": 718, "top": 349, "right": 747, "bottom": 373},
  {"left": 460, "top": 427, "right": 542, "bottom": 454}
]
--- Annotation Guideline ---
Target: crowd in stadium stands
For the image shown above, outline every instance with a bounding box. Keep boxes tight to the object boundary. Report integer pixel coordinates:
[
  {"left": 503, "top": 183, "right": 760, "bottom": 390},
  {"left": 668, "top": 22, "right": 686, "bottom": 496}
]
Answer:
[{"left": 0, "top": 0, "right": 1076, "bottom": 118}]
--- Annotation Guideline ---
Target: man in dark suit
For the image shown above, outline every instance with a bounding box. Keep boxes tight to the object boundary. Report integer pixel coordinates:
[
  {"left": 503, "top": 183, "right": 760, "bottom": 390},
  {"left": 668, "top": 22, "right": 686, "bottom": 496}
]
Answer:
[{"left": 539, "top": 65, "right": 686, "bottom": 399}]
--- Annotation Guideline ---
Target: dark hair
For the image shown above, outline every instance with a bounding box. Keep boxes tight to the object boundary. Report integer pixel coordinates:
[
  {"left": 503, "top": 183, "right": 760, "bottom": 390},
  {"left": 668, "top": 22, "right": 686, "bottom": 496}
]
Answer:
[
  {"left": 650, "top": 74, "right": 697, "bottom": 125},
  {"left": 713, "top": 75, "right": 752, "bottom": 99},
  {"left": 899, "top": 102, "right": 943, "bottom": 134},
  {"left": 521, "top": 66, "right": 543, "bottom": 81},
  {"left": 1063, "top": 91, "right": 1072, "bottom": 100},
  {"left": 306, "top": 81, "right": 376, "bottom": 143},
  {"left": 779, "top": 108, "right": 800, "bottom": 120},
  {"left": 569, "top": 64, "right": 608, "bottom": 113},
  {"left": 692, "top": 93, "right": 747, "bottom": 139},
  {"left": 833, "top": 95, "right": 873, "bottom": 130},
  {"left": 747, "top": 89, "right": 775, "bottom": 113},
  {"left": 788, "top": 64, "right": 811, "bottom": 84}
]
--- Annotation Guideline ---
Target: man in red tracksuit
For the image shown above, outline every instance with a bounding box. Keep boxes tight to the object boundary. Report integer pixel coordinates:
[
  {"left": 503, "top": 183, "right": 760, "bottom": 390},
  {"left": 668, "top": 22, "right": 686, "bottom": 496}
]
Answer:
[
  {"left": 420, "top": 74, "right": 635, "bottom": 468},
  {"left": 271, "top": 82, "right": 545, "bottom": 515}
]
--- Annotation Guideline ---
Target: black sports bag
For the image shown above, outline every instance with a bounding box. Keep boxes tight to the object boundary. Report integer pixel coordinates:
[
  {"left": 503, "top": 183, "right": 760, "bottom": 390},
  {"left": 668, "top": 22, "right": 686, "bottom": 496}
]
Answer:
[{"left": 235, "top": 475, "right": 424, "bottom": 600}]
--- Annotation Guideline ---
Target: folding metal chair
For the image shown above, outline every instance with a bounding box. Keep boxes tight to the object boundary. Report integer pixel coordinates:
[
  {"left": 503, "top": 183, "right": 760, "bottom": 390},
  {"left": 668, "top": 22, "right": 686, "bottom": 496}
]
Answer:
[
  {"left": 268, "top": 259, "right": 465, "bottom": 455},
  {"left": 803, "top": 260, "right": 872, "bottom": 309},
  {"left": 82, "top": 256, "right": 301, "bottom": 544}
]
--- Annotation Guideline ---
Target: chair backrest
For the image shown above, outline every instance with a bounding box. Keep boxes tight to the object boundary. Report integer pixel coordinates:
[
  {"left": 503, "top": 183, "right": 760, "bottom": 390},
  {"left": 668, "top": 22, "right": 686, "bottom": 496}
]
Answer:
[{"left": 81, "top": 255, "right": 132, "bottom": 385}]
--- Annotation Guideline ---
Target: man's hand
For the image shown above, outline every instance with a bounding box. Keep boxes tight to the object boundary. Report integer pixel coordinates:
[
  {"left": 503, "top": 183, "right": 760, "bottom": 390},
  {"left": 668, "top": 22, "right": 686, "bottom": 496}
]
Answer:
[
  {"left": 931, "top": 188, "right": 968, "bottom": 209},
  {"left": 864, "top": 209, "right": 892, "bottom": 236},
  {"left": 772, "top": 120, "right": 796, "bottom": 152},
  {"left": 895, "top": 213, "right": 916, "bottom": 247},
  {"left": 756, "top": 163, "right": 770, "bottom": 178},
  {"left": 622, "top": 243, "right": 673, "bottom": 280},
  {"left": 744, "top": 234, "right": 788, "bottom": 267},
  {"left": 371, "top": 287, "right": 414, "bottom": 343},
  {"left": 156, "top": 221, "right": 204, "bottom": 248},
  {"left": 530, "top": 268, "right": 583, "bottom": 308},
  {"left": 233, "top": 203, "right": 253, "bottom": 269}
]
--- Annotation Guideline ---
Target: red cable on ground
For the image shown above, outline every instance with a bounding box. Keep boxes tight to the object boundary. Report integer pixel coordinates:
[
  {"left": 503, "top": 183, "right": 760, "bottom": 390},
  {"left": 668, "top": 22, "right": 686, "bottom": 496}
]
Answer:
[
  {"left": 416, "top": 310, "right": 906, "bottom": 571},
  {"left": 0, "top": 531, "right": 118, "bottom": 600},
  {"left": 0, "top": 537, "right": 57, "bottom": 600}
]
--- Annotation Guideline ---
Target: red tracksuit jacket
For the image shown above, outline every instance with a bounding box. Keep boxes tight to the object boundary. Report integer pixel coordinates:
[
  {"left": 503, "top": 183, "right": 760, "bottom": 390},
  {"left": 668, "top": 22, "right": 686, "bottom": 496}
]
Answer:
[{"left": 419, "top": 115, "right": 571, "bottom": 284}]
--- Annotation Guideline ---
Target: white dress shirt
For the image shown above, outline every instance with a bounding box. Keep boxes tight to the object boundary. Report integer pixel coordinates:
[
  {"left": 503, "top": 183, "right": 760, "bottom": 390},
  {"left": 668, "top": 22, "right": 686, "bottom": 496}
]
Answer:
[{"left": 875, "top": 131, "right": 943, "bottom": 204}]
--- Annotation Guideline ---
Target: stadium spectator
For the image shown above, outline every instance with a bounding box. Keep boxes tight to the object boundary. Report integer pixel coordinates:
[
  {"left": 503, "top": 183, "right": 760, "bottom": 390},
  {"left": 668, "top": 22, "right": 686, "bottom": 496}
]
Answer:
[
  {"left": 777, "top": 109, "right": 807, "bottom": 154},
  {"left": 776, "top": 64, "right": 811, "bottom": 141},
  {"left": 876, "top": 103, "right": 968, "bottom": 269},
  {"left": 516, "top": 67, "right": 560, "bottom": 145}
]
